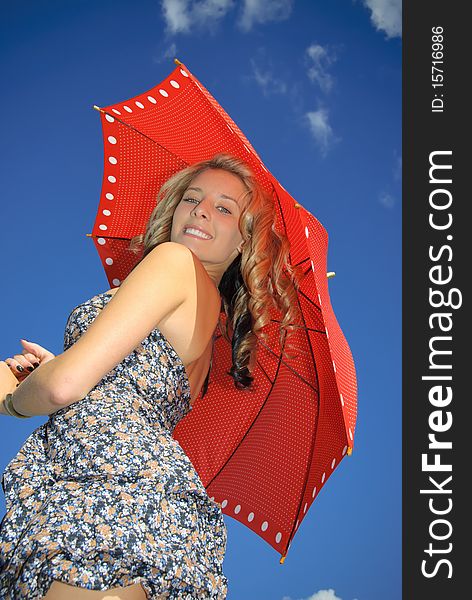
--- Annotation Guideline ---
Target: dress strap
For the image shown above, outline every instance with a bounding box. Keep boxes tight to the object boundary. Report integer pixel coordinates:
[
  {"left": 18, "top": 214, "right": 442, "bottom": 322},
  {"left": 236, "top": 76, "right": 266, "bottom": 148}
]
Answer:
[{"left": 201, "top": 333, "right": 217, "bottom": 399}]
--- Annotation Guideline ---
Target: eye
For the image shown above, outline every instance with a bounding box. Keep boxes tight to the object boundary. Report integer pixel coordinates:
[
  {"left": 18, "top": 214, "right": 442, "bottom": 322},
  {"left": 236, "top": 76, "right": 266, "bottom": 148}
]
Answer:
[{"left": 183, "top": 197, "right": 232, "bottom": 214}]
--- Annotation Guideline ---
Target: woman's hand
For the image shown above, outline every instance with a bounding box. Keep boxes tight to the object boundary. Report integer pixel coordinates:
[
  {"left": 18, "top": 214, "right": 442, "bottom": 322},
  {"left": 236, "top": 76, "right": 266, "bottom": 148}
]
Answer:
[{"left": 3, "top": 339, "right": 56, "bottom": 383}]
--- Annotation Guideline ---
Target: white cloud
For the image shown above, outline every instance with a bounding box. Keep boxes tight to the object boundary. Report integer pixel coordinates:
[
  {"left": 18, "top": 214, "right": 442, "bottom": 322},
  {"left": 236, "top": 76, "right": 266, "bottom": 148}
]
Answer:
[
  {"left": 160, "top": 0, "right": 293, "bottom": 34},
  {"left": 238, "top": 0, "right": 294, "bottom": 32},
  {"left": 160, "top": 0, "right": 235, "bottom": 34},
  {"left": 165, "top": 42, "right": 178, "bottom": 59},
  {"left": 161, "top": 0, "right": 191, "bottom": 33},
  {"left": 193, "top": 0, "right": 235, "bottom": 24},
  {"left": 250, "top": 56, "right": 287, "bottom": 96},
  {"left": 362, "top": 0, "right": 402, "bottom": 39},
  {"left": 305, "top": 108, "right": 338, "bottom": 157},
  {"left": 305, "top": 44, "right": 336, "bottom": 93},
  {"left": 153, "top": 42, "right": 178, "bottom": 64},
  {"left": 282, "top": 589, "right": 344, "bottom": 600},
  {"left": 379, "top": 191, "right": 396, "bottom": 208},
  {"left": 307, "top": 591, "right": 343, "bottom": 600}
]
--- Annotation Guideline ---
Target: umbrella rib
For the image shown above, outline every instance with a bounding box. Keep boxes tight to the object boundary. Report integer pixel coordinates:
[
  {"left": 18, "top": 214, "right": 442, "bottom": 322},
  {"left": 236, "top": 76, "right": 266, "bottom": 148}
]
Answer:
[
  {"left": 269, "top": 319, "right": 327, "bottom": 336},
  {"left": 268, "top": 184, "right": 321, "bottom": 320},
  {"left": 268, "top": 181, "right": 323, "bottom": 380},
  {"left": 205, "top": 330, "right": 289, "bottom": 490},
  {"left": 254, "top": 357, "right": 274, "bottom": 385},
  {"left": 266, "top": 188, "right": 325, "bottom": 555},
  {"left": 283, "top": 346, "right": 323, "bottom": 557},
  {"left": 89, "top": 234, "right": 135, "bottom": 241},
  {"left": 286, "top": 380, "right": 323, "bottom": 553},
  {"left": 298, "top": 288, "right": 322, "bottom": 312},
  {"left": 257, "top": 339, "right": 319, "bottom": 393},
  {"left": 99, "top": 108, "right": 189, "bottom": 170},
  {"left": 292, "top": 258, "right": 324, "bottom": 314},
  {"left": 184, "top": 75, "right": 263, "bottom": 164},
  {"left": 293, "top": 257, "right": 310, "bottom": 269}
]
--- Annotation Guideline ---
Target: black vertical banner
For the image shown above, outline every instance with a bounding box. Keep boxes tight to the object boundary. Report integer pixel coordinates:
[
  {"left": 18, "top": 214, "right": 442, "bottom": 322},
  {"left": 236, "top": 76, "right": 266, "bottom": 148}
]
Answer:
[{"left": 404, "top": 2, "right": 467, "bottom": 597}]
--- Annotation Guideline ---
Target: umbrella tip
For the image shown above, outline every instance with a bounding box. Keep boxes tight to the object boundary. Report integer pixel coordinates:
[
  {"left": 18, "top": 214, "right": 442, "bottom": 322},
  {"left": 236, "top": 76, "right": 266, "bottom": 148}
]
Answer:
[
  {"left": 174, "top": 57, "right": 182, "bottom": 66},
  {"left": 327, "top": 271, "right": 336, "bottom": 279},
  {"left": 93, "top": 105, "right": 102, "bottom": 112},
  {"left": 86, "top": 233, "right": 92, "bottom": 237},
  {"left": 279, "top": 554, "right": 287, "bottom": 564},
  {"left": 347, "top": 446, "right": 353, "bottom": 456}
]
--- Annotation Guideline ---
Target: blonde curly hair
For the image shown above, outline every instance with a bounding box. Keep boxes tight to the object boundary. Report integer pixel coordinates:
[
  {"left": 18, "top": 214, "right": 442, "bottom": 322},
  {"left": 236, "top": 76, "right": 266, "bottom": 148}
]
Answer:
[{"left": 129, "top": 153, "right": 303, "bottom": 391}]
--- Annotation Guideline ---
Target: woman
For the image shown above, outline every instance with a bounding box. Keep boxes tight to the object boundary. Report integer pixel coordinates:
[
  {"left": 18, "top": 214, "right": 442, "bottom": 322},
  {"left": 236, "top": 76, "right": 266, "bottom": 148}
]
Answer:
[{"left": 0, "top": 153, "right": 301, "bottom": 599}]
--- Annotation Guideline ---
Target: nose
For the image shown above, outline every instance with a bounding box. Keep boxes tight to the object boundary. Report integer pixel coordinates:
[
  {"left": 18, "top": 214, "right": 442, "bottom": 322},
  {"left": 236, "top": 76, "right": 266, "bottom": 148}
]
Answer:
[{"left": 190, "top": 197, "right": 211, "bottom": 219}]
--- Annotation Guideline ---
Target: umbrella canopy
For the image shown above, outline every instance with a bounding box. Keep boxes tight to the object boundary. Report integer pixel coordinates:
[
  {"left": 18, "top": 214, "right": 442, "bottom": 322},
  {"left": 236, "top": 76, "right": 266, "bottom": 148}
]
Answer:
[{"left": 91, "top": 59, "right": 357, "bottom": 562}]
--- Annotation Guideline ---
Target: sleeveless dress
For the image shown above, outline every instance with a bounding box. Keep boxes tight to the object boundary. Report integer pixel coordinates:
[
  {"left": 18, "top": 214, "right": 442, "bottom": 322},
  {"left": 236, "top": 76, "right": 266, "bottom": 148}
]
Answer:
[{"left": 0, "top": 292, "right": 228, "bottom": 599}]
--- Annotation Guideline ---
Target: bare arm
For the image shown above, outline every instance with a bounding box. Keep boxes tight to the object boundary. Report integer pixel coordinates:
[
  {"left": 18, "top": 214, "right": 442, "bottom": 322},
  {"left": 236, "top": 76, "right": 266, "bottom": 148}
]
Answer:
[
  {"left": 0, "top": 362, "right": 20, "bottom": 415},
  {"left": 5, "top": 242, "right": 196, "bottom": 417}
]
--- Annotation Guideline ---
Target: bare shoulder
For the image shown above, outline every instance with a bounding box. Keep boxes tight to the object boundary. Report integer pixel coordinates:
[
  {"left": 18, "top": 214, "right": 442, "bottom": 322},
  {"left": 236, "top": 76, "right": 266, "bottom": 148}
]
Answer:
[
  {"left": 147, "top": 240, "right": 193, "bottom": 257},
  {"left": 104, "top": 242, "right": 194, "bottom": 295},
  {"left": 143, "top": 240, "right": 195, "bottom": 267},
  {"left": 146, "top": 242, "right": 216, "bottom": 298},
  {"left": 121, "top": 241, "right": 196, "bottom": 298}
]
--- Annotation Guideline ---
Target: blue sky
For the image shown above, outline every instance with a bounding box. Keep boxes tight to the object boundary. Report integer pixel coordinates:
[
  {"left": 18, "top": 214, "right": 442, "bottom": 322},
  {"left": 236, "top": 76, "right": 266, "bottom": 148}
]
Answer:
[{"left": 0, "top": 1, "right": 401, "bottom": 599}]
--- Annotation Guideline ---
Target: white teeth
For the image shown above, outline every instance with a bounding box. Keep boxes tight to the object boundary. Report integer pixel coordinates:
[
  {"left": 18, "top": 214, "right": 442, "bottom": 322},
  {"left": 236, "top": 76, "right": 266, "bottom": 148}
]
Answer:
[{"left": 184, "top": 228, "right": 212, "bottom": 239}]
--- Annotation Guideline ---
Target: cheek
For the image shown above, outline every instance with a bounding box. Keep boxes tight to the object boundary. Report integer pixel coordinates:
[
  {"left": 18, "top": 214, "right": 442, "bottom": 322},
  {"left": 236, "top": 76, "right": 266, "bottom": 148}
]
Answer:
[
  {"left": 230, "top": 216, "right": 243, "bottom": 240},
  {"left": 171, "top": 205, "right": 184, "bottom": 229},
  {"left": 227, "top": 225, "right": 243, "bottom": 248}
]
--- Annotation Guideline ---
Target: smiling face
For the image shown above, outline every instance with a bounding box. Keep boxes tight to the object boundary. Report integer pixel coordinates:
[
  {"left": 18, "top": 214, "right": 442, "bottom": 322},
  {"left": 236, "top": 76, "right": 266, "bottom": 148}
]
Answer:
[{"left": 170, "top": 168, "right": 248, "bottom": 285}]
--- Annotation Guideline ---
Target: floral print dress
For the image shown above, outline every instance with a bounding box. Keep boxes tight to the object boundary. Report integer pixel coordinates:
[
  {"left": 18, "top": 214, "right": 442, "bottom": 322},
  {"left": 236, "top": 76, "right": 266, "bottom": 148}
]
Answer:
[{"left": 0, "top": 292, "right": 228, "bottom": 599}]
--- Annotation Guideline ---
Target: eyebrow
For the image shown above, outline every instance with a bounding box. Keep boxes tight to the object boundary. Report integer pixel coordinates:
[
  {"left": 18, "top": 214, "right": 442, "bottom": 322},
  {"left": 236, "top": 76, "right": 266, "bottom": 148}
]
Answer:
[{"left": 185, "top": 186, "right": 239, "bottom": 204}]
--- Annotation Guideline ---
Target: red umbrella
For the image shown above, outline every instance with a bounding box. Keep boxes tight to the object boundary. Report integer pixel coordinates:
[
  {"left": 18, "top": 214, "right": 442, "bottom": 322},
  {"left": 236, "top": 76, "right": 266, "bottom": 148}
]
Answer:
[{"left": 90, "top": 59, "right": 357, "bottom": 562}]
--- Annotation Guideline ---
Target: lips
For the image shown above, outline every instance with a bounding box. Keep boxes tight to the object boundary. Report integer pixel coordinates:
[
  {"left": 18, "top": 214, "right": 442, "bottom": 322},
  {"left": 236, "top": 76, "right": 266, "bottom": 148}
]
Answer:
[{"left": 183, "top": 225, "right": 213, "bottom": 239}]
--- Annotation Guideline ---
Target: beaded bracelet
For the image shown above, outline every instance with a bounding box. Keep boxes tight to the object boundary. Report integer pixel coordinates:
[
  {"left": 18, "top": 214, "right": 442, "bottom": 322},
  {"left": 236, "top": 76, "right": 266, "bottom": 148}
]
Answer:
[{"left": 3, "top": 393, "right": 31, "bottom": 419}]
